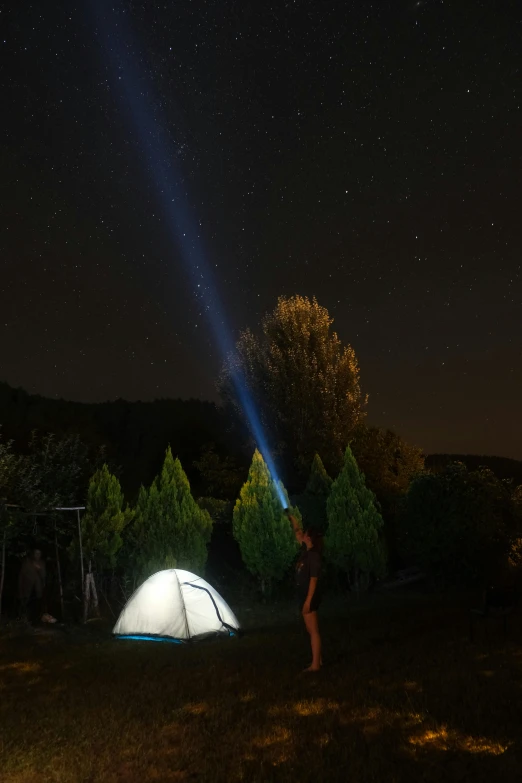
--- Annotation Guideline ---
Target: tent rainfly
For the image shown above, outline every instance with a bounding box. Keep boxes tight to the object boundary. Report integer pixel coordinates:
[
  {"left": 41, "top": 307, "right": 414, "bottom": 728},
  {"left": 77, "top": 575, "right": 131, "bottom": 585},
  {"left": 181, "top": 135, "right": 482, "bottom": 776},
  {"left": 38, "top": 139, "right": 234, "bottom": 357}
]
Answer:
[{"left": 113, "top": 569, "right": 240, "bottom": 643}]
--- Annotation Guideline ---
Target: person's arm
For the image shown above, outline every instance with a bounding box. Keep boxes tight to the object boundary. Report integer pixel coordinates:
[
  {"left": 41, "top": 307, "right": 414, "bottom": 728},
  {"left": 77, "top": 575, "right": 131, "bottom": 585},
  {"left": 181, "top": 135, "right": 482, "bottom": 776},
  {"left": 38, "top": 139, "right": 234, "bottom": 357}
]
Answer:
[
  {"left": 302, "top": 552, "right": 321, "bottom": 614},
  {"left": 302, "top": 577, "right": 318, "bottom": 615},
  {"left": 284, "top": 508, "right": 304, "bottom": 544}
]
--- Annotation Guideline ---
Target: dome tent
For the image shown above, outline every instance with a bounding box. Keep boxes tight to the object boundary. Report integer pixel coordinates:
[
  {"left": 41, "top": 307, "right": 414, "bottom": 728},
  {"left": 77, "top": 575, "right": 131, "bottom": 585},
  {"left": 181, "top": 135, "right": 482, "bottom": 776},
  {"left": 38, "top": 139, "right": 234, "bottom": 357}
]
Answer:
[{"left": 113, "top": 569, "right": 240, "bottom": 643}]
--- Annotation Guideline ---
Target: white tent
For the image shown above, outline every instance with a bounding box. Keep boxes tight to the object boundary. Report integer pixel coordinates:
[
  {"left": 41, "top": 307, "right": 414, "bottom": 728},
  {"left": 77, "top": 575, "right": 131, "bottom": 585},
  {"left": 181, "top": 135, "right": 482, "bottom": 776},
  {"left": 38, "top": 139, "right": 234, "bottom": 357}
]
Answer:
[{"left": 113, "top": 569, "right": 240, "bottom": 642}]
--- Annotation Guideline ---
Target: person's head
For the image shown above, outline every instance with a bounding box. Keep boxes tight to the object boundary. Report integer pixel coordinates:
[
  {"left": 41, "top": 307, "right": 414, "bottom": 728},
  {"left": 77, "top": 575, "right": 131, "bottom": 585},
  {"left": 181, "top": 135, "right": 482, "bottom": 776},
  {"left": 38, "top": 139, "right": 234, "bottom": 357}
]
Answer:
[
  {"left": 31, "top": 548, "right": 42, "bottom": 562},
  {"left": 303, "top": 528, "right": 323, "bottom": 552}
]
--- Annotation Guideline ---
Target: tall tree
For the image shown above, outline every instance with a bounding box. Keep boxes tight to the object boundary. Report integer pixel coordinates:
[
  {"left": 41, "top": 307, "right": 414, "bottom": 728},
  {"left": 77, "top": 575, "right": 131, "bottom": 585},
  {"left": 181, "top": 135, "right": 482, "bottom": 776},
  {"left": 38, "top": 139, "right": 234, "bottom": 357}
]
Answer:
[
  {"left": 130, "top": 447, "right": 212, "bottom": 580},
  {"left": 233, "top": 449, "right": 299, "bottom": 597},
  {"left": 350, "top": 425, "right": 424, "bottom": 565},
  {"left": 79, "top": 465, "right": 132, "bottom": 621},
  {"left": 221, "top": 295, "right": 366, "bottom": 476},
  {"left": 293, "top": 454, "right": 332, "bottom": 534},
  {"left": 127, "top": 483, "right": 173, "bottom": 580},
  {"left": 325, "top": 446, "right": 386, "bottom": 592}
]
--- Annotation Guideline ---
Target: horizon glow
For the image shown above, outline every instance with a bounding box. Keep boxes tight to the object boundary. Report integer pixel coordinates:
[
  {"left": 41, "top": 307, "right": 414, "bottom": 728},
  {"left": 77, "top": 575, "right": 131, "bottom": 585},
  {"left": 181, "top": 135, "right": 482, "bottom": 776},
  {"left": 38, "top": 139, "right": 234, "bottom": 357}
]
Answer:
[{"left": 90, "top": 1, "right": 287, "bottom": 507}]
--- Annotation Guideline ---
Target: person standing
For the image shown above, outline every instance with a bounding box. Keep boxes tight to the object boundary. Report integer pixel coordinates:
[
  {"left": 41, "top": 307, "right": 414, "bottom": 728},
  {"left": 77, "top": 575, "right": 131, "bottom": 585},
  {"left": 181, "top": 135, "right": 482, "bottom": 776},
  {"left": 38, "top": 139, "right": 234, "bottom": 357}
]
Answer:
[
  {"left": 18, "top": 548, "right": 56, "bottom": 624},
  {"left": 285, "top": 509, "right": 323, "bottom": 672}
]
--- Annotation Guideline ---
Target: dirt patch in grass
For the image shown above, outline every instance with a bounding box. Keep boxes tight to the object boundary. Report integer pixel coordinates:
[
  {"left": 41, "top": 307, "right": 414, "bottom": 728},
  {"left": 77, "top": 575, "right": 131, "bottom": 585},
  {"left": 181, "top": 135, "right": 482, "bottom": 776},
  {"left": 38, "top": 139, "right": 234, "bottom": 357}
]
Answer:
[{"left": 1, "top": 591, "right": 521, "bottom": 782}]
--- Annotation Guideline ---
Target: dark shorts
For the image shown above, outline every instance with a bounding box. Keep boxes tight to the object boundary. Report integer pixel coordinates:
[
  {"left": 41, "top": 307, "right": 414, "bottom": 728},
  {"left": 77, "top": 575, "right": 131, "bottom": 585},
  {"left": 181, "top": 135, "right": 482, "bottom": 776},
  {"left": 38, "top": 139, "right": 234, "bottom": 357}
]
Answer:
[{"left": 298, "top": 592, "right": 321, "bottom": 613}]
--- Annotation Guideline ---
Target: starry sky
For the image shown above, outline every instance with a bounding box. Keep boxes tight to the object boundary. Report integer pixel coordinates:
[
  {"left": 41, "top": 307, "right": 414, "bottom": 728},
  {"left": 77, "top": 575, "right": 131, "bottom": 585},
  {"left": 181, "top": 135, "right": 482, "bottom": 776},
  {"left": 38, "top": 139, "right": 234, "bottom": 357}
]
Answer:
[{"left": 1, "top": 0, "right": 521, "bottom": 459}]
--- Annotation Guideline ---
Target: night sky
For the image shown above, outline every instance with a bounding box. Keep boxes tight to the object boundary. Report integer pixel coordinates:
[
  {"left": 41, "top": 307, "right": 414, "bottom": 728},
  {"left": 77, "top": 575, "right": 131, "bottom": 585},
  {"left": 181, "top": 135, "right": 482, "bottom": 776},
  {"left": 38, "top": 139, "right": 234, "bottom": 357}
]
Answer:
[{"left": 1, "top": 1, "right": 521, "bottom": 459}]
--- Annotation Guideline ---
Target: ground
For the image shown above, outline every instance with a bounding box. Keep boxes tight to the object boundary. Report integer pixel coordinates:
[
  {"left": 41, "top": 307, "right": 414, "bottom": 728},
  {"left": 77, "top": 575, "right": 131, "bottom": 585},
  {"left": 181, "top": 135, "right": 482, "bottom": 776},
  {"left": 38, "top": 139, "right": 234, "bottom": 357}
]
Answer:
[{"left": 1, "top": 589, "right": 521, "bottom": 782}]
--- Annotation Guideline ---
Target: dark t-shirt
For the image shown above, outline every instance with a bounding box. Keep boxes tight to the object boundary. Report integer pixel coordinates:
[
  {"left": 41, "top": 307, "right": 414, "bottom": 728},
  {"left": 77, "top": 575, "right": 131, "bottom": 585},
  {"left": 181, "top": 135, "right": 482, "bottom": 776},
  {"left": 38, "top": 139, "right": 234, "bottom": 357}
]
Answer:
[{"left": 295, "top": 544, "right": 322, "bottom": 598}]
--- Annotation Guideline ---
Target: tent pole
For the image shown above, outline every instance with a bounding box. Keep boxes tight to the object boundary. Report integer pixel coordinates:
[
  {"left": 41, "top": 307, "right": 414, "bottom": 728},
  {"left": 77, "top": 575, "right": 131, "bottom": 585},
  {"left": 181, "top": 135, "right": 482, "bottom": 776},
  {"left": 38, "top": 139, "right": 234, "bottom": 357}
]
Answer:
[{"left": 175, "top": 570, "right": 190, "bottom": 640}]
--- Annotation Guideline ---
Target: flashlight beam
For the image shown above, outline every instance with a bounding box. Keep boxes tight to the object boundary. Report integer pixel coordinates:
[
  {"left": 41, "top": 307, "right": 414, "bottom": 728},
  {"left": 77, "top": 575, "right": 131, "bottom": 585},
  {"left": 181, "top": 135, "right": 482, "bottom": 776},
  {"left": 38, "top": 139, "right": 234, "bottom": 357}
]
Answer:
[{"left": 89, "top": 1, "right": 287, "bottom": 505}]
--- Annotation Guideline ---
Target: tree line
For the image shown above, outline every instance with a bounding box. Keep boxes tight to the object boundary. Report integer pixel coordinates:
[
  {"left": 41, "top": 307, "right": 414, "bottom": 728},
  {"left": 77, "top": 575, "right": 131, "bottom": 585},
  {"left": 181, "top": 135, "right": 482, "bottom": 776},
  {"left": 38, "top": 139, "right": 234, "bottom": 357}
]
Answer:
[{"left": 1, "top": 295, "right": 521, "bottom": 618}]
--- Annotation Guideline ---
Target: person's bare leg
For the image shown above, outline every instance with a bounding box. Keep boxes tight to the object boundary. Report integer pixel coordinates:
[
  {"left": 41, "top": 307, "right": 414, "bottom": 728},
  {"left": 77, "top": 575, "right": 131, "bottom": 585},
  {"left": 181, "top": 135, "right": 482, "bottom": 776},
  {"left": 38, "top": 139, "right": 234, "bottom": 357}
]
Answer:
[{"left": 303, "top": 611, "right": 321, "bottom": 671}]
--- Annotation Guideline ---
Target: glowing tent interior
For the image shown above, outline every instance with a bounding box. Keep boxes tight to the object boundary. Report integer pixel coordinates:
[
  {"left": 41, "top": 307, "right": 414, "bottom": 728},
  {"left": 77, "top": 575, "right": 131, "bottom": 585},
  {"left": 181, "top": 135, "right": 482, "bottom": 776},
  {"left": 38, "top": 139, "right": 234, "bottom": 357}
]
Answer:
[{"left": 113, "top": 569, "right": 240, "bottom": 642}]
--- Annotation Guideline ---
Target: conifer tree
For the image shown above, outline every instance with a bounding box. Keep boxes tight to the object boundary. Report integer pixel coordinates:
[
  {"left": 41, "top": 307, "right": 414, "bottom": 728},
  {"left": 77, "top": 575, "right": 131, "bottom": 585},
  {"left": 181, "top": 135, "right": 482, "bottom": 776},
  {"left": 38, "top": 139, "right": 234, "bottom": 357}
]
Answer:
[
  {"left": 233, "top": 449, "right": 299, "bottom": 596},
  {"left": 82, "top": 464, "right": 131, "bottom": 566},
  {"left": 325, "top": 446, "right": 386, "bottom": 591},
  {"left": 131, "top": 447, "right": 212, "bottom": 579},
  {"left": 294, "top": 453, "right": 333, "bottom": 534},
  {"left": 80, "top": 464, "right": 133, "bottom": 620}
]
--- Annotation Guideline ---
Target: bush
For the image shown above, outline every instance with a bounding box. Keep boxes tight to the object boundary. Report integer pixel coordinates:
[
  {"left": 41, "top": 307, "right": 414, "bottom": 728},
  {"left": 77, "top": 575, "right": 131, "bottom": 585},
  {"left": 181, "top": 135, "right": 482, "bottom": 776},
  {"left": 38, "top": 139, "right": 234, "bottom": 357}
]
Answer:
[{"left": 399, "top": 463, "right": 518, "bottom": 586}]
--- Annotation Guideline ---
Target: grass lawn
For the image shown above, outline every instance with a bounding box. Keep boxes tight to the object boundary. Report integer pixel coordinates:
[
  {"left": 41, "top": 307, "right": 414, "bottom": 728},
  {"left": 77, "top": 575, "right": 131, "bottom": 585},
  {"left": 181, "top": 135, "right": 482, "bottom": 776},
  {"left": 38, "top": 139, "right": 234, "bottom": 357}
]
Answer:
[{"left": 1, "top": 589, "right": 521, "bottom": 782}]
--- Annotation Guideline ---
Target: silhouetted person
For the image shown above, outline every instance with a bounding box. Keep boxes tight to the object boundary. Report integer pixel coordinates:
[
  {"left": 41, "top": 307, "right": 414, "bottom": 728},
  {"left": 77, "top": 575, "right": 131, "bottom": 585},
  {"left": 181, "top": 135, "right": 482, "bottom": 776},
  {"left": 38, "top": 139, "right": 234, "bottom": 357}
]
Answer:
[
  {"left": 19, "top": 548, "right": 56, "bottom": 624},
  {"left": 285, "top": 509, "right": 323, "bottom": 672}
]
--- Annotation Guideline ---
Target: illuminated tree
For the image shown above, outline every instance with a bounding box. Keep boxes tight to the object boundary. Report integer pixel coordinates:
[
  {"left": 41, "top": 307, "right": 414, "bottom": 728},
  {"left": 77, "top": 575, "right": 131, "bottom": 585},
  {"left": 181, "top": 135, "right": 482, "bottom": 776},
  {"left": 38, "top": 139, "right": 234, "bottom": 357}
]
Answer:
[
  {"left": 130, "top": 447, "right": 212, "bottom": 579},
  {"left": 325, "top": 446, "right": 386, "bottom": 591},
  {"left": 221, "top": 295, "right": 366, "bottom": 475},
  {"left": 80, "top": 464, "right": 132, "bottom": 621},
  {"left": 233, "top": 449, "right": 299, "bottom": 597}
]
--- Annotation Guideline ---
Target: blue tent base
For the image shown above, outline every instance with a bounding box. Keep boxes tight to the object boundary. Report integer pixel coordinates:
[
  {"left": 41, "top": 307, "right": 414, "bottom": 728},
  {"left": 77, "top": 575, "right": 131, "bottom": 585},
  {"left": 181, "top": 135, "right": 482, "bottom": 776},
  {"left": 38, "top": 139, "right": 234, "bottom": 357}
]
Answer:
[
  {"left": 116, "top": 635, "right": 185, "bottom": 644},
  {"left": 115, "top": 630, "right": 239, "bottom": 644}
]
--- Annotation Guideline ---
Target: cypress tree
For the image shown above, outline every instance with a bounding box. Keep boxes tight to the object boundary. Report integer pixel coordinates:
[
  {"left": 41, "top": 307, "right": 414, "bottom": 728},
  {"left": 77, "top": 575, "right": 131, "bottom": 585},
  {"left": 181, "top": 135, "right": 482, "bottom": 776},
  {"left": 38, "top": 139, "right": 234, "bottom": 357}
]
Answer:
[
  {"left": 233, "top": 449, "right": 299, "bottom": 597},
  {"left": 325, "top": 446, "right": 386, "bottom": 591},
  {"left": 82, "top": 464, "right": 131, "bottom": 568},
  {"left": 131, "top": 447, "right": 212, "bottom": 579},
  {"left": 294, "top": 453, "right": 333, "bottom": 534},
  {"left": 80, "top": 464, "right": 133, "bottom": 620}
]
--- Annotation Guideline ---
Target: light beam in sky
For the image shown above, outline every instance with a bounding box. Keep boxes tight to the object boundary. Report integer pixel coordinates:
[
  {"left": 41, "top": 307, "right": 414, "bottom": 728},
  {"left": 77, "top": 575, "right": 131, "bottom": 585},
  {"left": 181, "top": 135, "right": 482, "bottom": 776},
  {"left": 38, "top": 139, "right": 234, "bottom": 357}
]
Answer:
[{"left": 89, "top": 0, "right": 287, "bottom": 506}]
